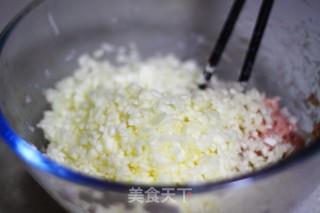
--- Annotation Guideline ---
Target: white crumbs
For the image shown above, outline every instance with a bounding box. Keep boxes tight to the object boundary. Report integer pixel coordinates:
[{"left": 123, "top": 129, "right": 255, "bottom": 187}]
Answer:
[
  {"left": 38, "top": 46, "right": 297, "bottom": 184},
  {"left": 25, "top": 95, "right": 32, "bottom": 104}
]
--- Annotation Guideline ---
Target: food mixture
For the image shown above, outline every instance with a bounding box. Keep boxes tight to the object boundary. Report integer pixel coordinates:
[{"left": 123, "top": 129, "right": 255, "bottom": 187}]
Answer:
[{"left": 38, "top": 45, "right": 303, "bottom": 184}]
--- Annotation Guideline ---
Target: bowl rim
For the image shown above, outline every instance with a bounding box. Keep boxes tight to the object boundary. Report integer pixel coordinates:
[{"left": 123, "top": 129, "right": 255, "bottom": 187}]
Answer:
[{"left": 0, "top": 0, "right": 320, "bottom": 193}]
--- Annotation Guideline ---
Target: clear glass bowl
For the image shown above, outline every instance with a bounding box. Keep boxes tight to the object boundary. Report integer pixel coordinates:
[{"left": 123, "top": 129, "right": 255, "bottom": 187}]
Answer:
[{"left": 0, "top": 0, "right": 320, "bottom": 212}]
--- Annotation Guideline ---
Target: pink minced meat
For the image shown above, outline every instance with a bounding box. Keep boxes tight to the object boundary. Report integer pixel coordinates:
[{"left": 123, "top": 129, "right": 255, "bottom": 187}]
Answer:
[{"left": 263, "top": 98, "right": 304, "bottom": 154}]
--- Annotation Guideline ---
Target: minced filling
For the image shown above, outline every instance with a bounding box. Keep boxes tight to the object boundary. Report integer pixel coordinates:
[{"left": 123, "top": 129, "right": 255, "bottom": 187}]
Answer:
[{"left": 38, "top": 46, "right": 302, "bottom": 184}]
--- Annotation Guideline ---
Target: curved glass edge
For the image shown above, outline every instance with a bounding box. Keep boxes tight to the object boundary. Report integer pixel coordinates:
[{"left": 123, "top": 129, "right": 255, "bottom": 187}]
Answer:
[
  {"left": 0, "top": 0, "right": 320, "bottom": 194},
  {"left": 0, "top": 0, "right": 44, "bottom": 54}
]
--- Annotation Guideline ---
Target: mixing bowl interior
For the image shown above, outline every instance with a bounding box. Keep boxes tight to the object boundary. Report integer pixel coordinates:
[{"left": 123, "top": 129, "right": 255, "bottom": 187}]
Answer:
[
  {"left": 0, "top": 0, "right": 320, "bottom": 181},
  {"left": 1, "top": 1, "right": 320, "bottom": 213}
]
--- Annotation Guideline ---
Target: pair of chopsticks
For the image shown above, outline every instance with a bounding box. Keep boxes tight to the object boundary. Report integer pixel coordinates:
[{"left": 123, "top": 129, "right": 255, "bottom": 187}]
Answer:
[{"left": 200, "top": 0, "right": 274, "bottom": 89}]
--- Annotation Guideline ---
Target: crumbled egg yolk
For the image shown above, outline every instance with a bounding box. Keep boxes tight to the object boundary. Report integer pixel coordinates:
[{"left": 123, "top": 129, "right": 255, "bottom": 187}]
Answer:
[{"left": 38, "top": 47, "right": 295, "bottom": 184}]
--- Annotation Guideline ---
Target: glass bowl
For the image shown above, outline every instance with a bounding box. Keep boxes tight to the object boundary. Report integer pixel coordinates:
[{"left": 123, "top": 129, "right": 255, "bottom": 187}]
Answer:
[{"left": 0, "top": 0, "right": 320, "bottom": 212}]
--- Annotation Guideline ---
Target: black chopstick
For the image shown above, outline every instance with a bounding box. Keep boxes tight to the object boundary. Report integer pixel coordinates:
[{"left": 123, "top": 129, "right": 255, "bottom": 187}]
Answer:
[
  {"left": 202, "top": 0, "right": 246, "bottom": 86},
  {"left": 238, "top": 0, "right": 274, "bottom": 83}
]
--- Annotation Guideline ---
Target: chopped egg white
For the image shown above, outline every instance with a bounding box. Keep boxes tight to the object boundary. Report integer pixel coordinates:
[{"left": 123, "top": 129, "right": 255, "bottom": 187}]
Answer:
[{"left": 38, "top": 46, "right": 294, "bottom": 184}]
